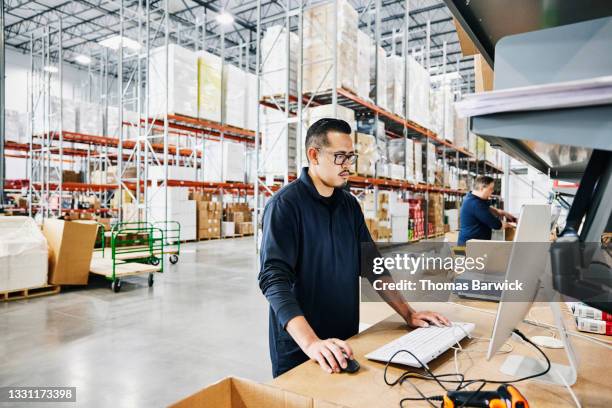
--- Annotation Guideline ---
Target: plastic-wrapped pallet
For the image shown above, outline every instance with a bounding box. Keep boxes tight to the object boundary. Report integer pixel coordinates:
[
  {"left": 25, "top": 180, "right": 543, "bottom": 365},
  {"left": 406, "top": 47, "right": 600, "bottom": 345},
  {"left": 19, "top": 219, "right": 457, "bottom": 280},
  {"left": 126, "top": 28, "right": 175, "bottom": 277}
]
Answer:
[
  {"left": 223, "top": 64, "right": 247, "bottom": 129},
  {"left": 387, "top": 138, "right": 415, "bottom": 182},
  {"left": 261, "top": 107, "right": 297, "bottom": 177},
  {"left": 430, "top": 85, "right": 454, "bottom": 141},
  {"left": 427, "top": 143, "right": 436, "bottom": 184},
  {"left": 453, "top": 115, "right": 468, "bottom": 150},
  {"left": 468, "top": 132, "right": 477, "bottom": 155},
  {"left": 356, "top": 30, "right": 371, "bottom": 100},
  {"left": 354, "top": 133, "right": 377, "bottom": 177},
  {"left": 196, "top": 50, "right": 222, "bottom": 122},
  {"left": 386, "top": 55, "right": 404, "bottom": 116},
  {"left": 149, "top": 44, "right": 198, "bottom": 118},
  {"left": 261, "top": 25, "right": 298, "bottom": 97},
  {"left": 5, "top": 110, "right": 27, "bottom": 143},
  {"left": 389, "top": 164, "right": 405, "bottom": 180},
  {"left": 33, "top": 97, "right": 79, "bottom": 134},
  {"left": 202, "top": 140, "right": 246, "bottom": 182},
  {"left": 429, "top": 88, "right": 443, "bottom": 136},
  {"left": 406, "top": 55, "right": 430, "bottom": 128},
  {"left": 443, "top": 87, "right": 455, "bottom": 143},
  {"left": 303, "top": 0, "right": 358, "bottom": 94},
  {"left": 245, "top": 73, "right": 258, "bottom": 131},
  {"left": 78, "top": 101, "right": 103, "bottom": 135},
  {"left": 414, "top": 140, "right": 424, "bottom": 182},
  {"left": 0, "top": 216, "right": 48, "bottom": 292},
  {"left": 306, "top": 104, "right": 355, "bottom": 130},
  {"left": 149, "top": 186, "right": 197, "bottom": 241},
  {"left": 371, "top": 46, "right": 387, "bottom": 110}
]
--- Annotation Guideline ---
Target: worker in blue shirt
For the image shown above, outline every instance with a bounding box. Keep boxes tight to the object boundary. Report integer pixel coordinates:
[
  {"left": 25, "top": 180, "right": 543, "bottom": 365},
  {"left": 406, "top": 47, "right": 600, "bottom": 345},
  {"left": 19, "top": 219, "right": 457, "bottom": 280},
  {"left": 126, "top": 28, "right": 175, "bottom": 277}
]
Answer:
[
  {"left": 258, "top": 118, "right": 450, "bottom": 378},
  {"left": 458, "top": 175, "right": 516, "bottom": 246}
]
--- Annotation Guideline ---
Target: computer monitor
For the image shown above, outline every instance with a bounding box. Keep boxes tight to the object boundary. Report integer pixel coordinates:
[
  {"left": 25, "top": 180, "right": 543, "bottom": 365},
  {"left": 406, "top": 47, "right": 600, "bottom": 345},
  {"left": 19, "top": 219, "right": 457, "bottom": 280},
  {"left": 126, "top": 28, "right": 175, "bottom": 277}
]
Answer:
[{"left": 486, "top": 204, "right": 578, "bottom": 386}]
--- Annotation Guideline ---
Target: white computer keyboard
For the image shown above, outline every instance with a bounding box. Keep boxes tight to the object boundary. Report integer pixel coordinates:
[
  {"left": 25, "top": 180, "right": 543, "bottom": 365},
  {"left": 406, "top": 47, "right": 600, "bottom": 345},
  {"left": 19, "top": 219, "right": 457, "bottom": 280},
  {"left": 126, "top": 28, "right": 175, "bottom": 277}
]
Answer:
[{"left": 365, "top": 322, "right": 475, "bottom": 368}]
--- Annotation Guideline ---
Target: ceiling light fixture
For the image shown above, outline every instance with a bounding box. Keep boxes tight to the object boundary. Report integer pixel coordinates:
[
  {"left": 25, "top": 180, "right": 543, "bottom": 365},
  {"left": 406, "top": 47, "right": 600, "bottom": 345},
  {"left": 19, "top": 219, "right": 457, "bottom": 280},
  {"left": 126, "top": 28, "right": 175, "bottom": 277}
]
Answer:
[
  {"left": 99, "top": 35, "right": 142, "bottom": 51},
  {"left": 216, "top": 11, "right": 235, "bottom": 25},
  {"left": 75, "top": 54, "right": 92, "bottom": 65}
]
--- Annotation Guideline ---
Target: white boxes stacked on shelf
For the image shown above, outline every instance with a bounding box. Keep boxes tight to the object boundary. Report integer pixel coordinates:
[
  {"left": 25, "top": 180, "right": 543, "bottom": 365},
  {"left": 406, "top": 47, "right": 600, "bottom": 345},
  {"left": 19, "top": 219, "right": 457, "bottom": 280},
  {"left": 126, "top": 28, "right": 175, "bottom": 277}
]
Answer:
[
  {"left": 149, "top": 186, "right": 197, "bottom": 241},
  {"left": 303, "top": 0, "right": 358, "bottom": 94},
  {"left": 245, "top": 73, "right": 258, "bottom": 131},
  {"left": 389, "top": 164, "right": 406, "bottom": 180},
  {"left": 356, "top": 30, "right": 372, "bottom": 100},
  {"left": 261, "top": 107, "right": 298, "bottom": 177},
  {"left": 389, "top": 195, "right": 410, "bottom": 242},
  {"left": 149, "top": 165, "right": 196, "bottom": 181},
  {"left": 0, "top": 217, "right": 48, "bottom": 292},
  {"left": 453, "top": 115, "right": 468, "bottom": 150},
  {"left": 196, "top": 50, "right": 223, "bottom": 123},
  {"left": 430, "top": 85, "right": 454, "bottom": 141},
  {"left": 406, "top": 56, "right": 431, "bottom": 129},
  {"left": 202, "top": 140, "right": 246, "bottom": 182},
  {"left": 223, "top": 64, "right": 246, "bottom": 129},
  {"left": 444, "top": 208, "right": 459, "bottom": 231},
  {"left": 149, "top": 44, "right": 198, "bottom": 118},
  {"left": 354, "top": 133, "right": 377, "bottom": 177},
  {"left": 261, "top": 25, "right": 298, "bottom": 97}
]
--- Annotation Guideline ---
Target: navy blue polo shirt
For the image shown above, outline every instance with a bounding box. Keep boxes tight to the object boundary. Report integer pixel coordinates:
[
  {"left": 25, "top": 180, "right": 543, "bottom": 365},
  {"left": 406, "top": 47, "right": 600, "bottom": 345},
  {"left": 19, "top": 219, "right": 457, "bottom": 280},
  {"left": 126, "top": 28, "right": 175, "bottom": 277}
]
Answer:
[
  {"left": 458, "top": 192, "right": 502, "bottom": 245},
  {"left": 258, "top": 167, "right": 373, "bottom": 377}
]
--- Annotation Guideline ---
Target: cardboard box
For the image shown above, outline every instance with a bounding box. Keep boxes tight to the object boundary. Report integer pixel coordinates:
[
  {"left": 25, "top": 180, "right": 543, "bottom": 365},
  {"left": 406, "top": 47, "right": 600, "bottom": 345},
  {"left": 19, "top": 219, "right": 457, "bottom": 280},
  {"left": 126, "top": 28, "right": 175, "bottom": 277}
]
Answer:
[
  {"left": 474, "top": 54, "right": 493, "bottom": 93},
  {"left": 170, "top": 376, "right": 346, "bottom": 408},
  {"left": 42, "top": 219, "right": 98, "bottom": 285}
]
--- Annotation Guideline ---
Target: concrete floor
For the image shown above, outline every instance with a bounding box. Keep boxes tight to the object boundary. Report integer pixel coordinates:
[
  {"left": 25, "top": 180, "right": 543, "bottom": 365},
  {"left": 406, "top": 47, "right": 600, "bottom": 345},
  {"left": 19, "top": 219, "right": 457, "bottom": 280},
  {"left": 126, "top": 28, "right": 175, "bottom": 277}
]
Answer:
[{"left": 0, "top": 237, "right": 272, "bottom": 407}]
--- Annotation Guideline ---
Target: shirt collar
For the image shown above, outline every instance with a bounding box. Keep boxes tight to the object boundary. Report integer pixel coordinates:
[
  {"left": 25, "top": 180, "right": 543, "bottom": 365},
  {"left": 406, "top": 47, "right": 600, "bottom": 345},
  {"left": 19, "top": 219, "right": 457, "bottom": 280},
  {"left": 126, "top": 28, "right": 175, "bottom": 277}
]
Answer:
[{"left": 299, "top": 167, "right": 343, "bottom": 205}]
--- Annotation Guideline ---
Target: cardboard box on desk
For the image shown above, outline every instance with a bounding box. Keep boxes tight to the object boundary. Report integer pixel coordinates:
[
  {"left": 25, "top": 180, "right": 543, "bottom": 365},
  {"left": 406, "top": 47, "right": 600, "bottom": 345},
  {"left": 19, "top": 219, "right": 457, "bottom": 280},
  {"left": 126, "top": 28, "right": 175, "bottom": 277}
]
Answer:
[
  {"left": 170, "top": 376, "right": 346, "bottom": 408},
  {"left": 42, "top": 219, "right": 98, "bottom": 285}
]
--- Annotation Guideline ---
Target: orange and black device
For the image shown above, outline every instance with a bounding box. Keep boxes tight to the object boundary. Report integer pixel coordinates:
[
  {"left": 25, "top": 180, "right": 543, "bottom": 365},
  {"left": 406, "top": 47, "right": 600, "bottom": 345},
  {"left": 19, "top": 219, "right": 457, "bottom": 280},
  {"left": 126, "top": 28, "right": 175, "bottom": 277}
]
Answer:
[{"left": 441, "top": 384, "right": 529, "bottom": 408}]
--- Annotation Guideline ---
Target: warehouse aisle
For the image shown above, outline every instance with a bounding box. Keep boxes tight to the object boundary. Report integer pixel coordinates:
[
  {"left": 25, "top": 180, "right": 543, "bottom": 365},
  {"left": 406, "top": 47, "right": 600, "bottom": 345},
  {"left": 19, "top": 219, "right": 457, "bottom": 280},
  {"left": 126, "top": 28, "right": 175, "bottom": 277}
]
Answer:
[{"left": 0, "top": 238, "right": 271, "bottom": 407}]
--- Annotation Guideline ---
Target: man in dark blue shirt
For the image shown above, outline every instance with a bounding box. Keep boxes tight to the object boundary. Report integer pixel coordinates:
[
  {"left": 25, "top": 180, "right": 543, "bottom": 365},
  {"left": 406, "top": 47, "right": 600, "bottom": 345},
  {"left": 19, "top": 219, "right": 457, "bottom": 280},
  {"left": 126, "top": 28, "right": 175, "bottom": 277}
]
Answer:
[
  {"left": 458, "top": 175, "right": 516, "bottom": 246},
  {"left": 258, "top": 118, "right": 449, "bottom": 378}
]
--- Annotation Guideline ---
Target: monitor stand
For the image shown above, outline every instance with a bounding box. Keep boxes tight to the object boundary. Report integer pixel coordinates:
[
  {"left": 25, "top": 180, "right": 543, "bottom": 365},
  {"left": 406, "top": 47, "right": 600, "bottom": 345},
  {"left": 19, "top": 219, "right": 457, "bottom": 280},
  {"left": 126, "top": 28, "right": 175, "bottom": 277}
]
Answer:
[{"left": 499, "top": 283, "right": 579, "bottom": 386}]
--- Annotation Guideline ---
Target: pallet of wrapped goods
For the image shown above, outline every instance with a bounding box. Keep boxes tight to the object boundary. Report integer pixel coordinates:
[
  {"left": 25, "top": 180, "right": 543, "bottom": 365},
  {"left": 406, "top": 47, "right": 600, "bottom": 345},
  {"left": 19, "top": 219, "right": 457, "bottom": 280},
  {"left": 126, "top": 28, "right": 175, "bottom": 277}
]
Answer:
[
  {"left": 389, "top": 164, "right": 405, "bottom": 180},
  {"left": 245, "top": 73, "right": 258, "bottom": 131},
  {"left": 196, "top": 50, "right": 222, "bottom": 122},
  {"left": 261, "top": 25, "right": 298, "bottom": 97},
  {"left": 386, "top": 55, "right": 404, "bottom": 116},
  {"left": 303, "top": 0, "right": 358, "bottom": 94},
  {"left": 443, "top": 87, "right": 455, "bottom": 143},
  {"left": 5, "top": 110, "right": 28, "bottom": 143},
  {"left": 426, "top": 144, "right": 436, "bottom": 184},
  {"left": 261, "top": 107, "right": 298, "bottom": 177},
  {"left": 406, "top": 56, "right": 430, "bottom": 129},
  {"left": 356, "top": 30, "right": 372, "bottom": 100},
  {"left": 0, "top": 217, "right": 48, "bottom": 293},
  {"left": 370, "top": 46, "right": 387, "bottom": 110},
  {"left": 222, "top": 222, "right": 235, "bottom": 237},
  {"left": 77, "top": 101, "right": 102, "bottom": 135},
  {"left": 223, "top": 64, "right": 247, "bottom": 129},
  {"left": 354, "top": 132, "right": 377, "bottom": 177},
  {"left": 414, "top": 141, "right": 424, "bottom": 183},
  {"left": 202, "top": 140, "right": 246, "bottom": 182},
  {"left": 149, "top": 44, "right": 198, "bottom": 118},
  {"left": 453, "top": 115, "right": 468, "bottom": 150},
  {"left": 306, "top": 104, "right": 356, "bottom": 130}
]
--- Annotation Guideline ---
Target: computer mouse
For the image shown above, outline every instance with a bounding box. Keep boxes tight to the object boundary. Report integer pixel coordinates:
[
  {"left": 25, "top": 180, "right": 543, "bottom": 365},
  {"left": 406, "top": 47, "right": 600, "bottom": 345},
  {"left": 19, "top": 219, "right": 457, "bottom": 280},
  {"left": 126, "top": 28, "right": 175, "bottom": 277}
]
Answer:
[{"left": 338, "top": 354, "right": 360, "bottom": 373}]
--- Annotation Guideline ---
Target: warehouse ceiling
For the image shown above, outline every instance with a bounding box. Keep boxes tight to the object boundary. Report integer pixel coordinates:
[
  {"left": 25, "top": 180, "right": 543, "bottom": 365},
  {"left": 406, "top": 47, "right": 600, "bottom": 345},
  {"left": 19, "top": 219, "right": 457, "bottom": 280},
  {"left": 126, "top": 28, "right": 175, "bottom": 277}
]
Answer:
[{"left": 3, "top": 0, "right": 474, "bottom": 92}]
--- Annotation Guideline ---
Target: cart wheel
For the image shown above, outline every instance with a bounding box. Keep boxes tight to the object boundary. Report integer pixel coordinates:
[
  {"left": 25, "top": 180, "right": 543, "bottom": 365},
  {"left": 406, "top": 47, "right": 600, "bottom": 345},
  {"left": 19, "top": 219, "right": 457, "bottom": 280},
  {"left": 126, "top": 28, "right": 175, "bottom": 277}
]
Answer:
[
  {"left": 150, "top": 257, "right": 160, "bottom": 266},
  {"left": 111, "top": 279, "right": 122, "bottom": 293},
  {"left": 169, "top": 254, "right": 179, "bottom": 264},
  {"left": 148, "top": 273, "right": 154, "bottom": 287}
]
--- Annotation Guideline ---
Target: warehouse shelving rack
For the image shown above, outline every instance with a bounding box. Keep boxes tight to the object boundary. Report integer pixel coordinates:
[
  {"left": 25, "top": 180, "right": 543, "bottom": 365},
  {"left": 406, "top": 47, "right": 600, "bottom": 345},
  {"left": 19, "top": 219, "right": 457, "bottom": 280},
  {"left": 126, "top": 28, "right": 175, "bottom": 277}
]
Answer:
[{"left": 252, "top": 0, "right": 503, "bottom": 248}]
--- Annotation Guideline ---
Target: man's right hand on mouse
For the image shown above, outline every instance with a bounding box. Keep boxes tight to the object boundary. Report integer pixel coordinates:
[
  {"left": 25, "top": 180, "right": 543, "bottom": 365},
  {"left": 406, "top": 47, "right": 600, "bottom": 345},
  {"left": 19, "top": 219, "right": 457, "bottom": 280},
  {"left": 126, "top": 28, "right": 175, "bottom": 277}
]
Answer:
[{"left": 304, "top": 337, "right": 354, "bottom": 374}]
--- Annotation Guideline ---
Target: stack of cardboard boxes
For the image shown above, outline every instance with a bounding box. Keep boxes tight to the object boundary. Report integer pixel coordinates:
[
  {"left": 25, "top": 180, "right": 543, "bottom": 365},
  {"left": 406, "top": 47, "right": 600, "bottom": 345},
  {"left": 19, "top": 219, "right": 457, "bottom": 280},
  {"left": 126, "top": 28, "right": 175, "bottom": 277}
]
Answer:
[
  {"left": 427, "top": 193, "right": 445, "bottom": 236},
  {"left": 363, "top": 192, "right": 391, "bottom": 242},
  {"left": 225, "top": 203, "right": 253, "bottom": 236},
  {"left": 409, "top": 198, "right": 425, "bottom": 240},
  {"left": 191, "top": 191, "right": 222, "bottom": 240}
]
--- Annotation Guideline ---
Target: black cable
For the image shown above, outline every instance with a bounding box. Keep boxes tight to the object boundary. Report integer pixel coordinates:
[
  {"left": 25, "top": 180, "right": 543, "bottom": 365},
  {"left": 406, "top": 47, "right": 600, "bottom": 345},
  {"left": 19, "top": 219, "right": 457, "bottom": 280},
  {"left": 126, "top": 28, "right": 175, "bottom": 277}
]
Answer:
[{"left": 385, "top": 328, "right": 552, "bottom": 407}]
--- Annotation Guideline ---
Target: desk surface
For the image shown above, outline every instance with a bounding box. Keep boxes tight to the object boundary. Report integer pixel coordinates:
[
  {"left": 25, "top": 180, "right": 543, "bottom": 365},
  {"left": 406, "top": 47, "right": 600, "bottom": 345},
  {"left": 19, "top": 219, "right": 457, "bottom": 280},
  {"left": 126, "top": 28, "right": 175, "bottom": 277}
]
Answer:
[{"left": 271, "top": 301, "right": 611, "bottom": 408}]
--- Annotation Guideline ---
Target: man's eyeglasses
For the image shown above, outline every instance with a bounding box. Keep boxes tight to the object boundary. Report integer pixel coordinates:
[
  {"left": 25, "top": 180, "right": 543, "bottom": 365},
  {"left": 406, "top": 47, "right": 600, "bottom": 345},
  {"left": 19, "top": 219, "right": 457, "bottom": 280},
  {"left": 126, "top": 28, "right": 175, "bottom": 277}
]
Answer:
[{"left": 318, "top": 149, "right": 358, "bottom": 166}]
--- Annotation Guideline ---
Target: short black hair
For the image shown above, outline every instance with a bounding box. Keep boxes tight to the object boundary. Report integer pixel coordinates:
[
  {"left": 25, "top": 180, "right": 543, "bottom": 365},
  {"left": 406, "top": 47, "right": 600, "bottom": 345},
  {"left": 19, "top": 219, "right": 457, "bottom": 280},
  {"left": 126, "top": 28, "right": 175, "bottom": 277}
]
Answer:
[
  {"left": 304, "top": 118, "right": 352, "bottom": 161},
  {"left": 474, "top": 175, "right": 495, "bottom": 190}
]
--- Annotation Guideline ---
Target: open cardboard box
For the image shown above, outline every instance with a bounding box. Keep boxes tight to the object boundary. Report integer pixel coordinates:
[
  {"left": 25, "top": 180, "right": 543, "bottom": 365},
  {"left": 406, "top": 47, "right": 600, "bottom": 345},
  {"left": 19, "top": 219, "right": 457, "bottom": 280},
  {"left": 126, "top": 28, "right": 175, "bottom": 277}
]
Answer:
[
  {"left": 42, "top": 219, "right": 98, "bottom": 285},
  {"left": 170, "top": 377, "right": 346, "bottom": 408}
]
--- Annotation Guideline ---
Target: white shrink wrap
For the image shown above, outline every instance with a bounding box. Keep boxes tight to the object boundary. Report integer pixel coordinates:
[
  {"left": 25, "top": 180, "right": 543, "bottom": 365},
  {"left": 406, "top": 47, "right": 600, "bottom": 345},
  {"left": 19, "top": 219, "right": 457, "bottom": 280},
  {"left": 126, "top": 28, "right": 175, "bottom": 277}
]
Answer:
[
  {"left": 223, "top": 64, "right": 246, "bottom": 129},
  {"left": 149, "top": 44, "right": 198, "bottom": 118},
  {"left": 197, "top": 50, "right": 223, "bottom": 123},
  {"left": 406, "top": 56, "right": 430, "bottom": 129},
  {"left": 261, "top": 107, "right": 297, "bottom": 176},
  {"left": 356, "top": 30, "right": 372, "bottom": 100},
  {"left": 386, "top": 55, "right": 404, "bottom": 116},
  {"left": 0, "top": 216, "right": 48, "bottom": 292},
  {"left": 371, "top": 46, "right": 388, "bottom": 110},
  {"left": 261, "top": 26, "right": 298, "bottom": 97},
  {"left": 303, "top": 0, "right": 358, "bottom": 94}
]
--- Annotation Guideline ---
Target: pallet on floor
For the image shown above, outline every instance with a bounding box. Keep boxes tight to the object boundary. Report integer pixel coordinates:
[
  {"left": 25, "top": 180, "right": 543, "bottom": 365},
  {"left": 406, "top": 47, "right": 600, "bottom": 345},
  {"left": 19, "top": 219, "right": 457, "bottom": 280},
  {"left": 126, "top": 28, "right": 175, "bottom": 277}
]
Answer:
[
  {"left": 1, "top": 285, "right": 61, "bottom": 302},
  {"left": 198, "top": 236, "right": 221, "bottom": 241}
]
